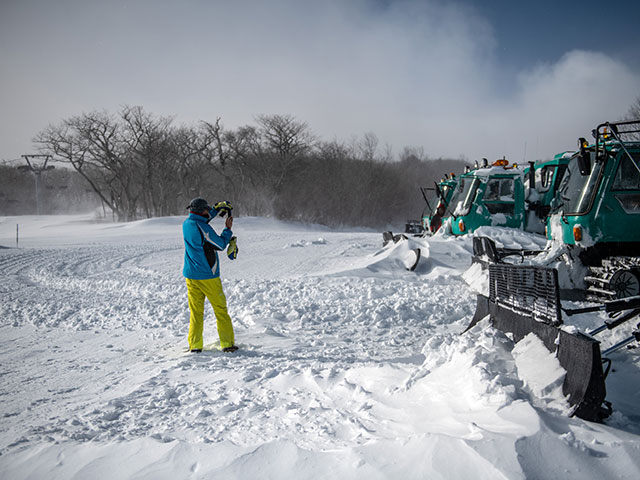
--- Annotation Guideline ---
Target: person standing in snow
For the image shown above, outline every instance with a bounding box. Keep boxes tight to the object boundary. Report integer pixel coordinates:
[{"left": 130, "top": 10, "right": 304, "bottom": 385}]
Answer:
[{"left": 182, "top": 197, "right": 238, "bottom": 353}]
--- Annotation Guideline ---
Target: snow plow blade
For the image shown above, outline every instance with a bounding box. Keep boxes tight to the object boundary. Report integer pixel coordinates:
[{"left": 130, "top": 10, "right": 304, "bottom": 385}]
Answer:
[
  {"left": 473, "top": 264, "right": 608, "bottom": 421},
  {"left": 462, "top": 294, "right": 489, "bottom": 333}
]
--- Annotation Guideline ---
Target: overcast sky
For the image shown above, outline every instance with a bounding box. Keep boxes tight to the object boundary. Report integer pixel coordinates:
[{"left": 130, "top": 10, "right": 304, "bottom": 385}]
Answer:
[{"left": 1, "top": 0, "right": 639, "bottom": 164}]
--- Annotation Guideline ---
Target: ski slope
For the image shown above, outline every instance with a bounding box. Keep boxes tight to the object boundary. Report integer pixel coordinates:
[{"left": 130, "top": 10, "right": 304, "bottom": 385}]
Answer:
[{"left": 0, "top": 214, "right": 639, "bottom": 479}]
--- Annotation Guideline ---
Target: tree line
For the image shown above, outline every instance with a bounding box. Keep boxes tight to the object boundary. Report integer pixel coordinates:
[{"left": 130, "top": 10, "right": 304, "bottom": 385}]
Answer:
[{"left": 4, "top": 106, "right": 469, "bottom": 227}]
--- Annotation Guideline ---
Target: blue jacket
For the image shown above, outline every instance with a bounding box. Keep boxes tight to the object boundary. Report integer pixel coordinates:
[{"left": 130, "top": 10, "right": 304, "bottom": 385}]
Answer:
[{"left": 182, "top": 212, "right": 232, "bottom": 279}]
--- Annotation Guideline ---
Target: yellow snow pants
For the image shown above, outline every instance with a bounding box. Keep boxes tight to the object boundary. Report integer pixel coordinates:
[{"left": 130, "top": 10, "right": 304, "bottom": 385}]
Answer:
[{"left": 186, "top": 277, "right": 235, "bottom": 350}]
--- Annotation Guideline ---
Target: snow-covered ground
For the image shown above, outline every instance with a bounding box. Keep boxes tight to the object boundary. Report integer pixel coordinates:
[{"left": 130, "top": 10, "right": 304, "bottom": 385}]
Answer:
[{"left": 0, "top": 214, "right": 639, "bottom": 479}]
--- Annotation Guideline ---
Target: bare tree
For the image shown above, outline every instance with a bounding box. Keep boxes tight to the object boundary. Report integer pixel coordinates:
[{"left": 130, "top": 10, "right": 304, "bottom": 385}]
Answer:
[
  {"left": 35, "top": 112, "right": 129, "bottom": 219},
  {"left": 121, "top": 106, "right": 179, "bottom": 217},
  {"left": 357, "top": 132, "right": 379, "bottom": 162},
  {"left": 255, "top": 114, "right": 315, "bottom": 193},
  {"left": 173, "top": 123, "right": 216, "bottom": 205},
  {"left": 37, "top": 107, "right": 181, "bottom": 220},
  {"left": 626, "top": 96, "right": 640, "bottom": 119},
  {"left": 624, "top": 96, "right": 640, "bottom": 140},
  {"left": 400, "top": 146, "right": 427, "bottom": 163}
]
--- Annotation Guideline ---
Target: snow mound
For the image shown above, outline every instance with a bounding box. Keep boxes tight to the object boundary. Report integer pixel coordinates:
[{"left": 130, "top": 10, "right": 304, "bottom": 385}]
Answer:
[{"left": 319, "top": 236, "right": 427, "bottom": 277}]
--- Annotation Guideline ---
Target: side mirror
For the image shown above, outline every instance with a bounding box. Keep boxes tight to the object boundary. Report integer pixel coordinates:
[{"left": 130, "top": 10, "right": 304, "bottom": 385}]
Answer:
[
  {"left": 528, "top": 161, "right": 535, "bottom": 189},
  {"left": 577, "top": 137, "right": 591, "bottom": 176},
  {"left": 577, "top": 152, "right": 591, "bottom": 176}
]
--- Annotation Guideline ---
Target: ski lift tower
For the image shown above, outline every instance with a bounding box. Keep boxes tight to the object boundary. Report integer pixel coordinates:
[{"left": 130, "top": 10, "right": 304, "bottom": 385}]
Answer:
[{"left": 18, "top": 154, "right": 54, "bottom": 215}]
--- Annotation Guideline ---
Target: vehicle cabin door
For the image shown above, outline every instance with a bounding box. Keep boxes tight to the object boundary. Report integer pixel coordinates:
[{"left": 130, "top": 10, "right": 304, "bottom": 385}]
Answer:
[
  {"left": 481, "top": 176, "right": 524, "bottom": 228},
  {"left": 601, "top": 151, "right": 640, "bottom": 242}
]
